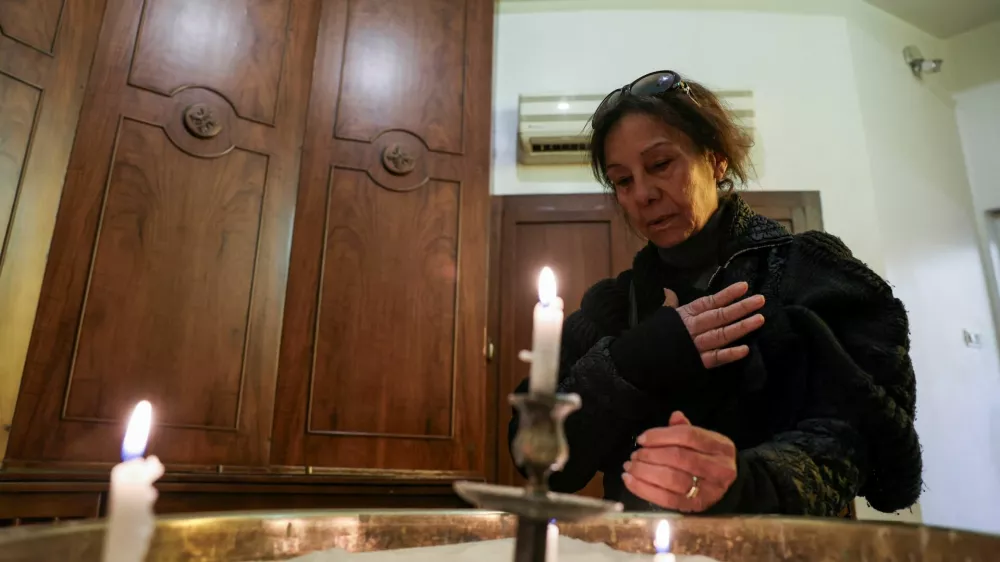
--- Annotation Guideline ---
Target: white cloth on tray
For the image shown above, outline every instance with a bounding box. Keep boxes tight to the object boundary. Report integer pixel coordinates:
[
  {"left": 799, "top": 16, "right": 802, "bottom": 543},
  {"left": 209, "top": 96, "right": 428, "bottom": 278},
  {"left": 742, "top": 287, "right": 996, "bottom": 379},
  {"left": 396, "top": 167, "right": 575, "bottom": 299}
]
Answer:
[{"left": 283, "top": 537, "right": 723, "bottom": 562}]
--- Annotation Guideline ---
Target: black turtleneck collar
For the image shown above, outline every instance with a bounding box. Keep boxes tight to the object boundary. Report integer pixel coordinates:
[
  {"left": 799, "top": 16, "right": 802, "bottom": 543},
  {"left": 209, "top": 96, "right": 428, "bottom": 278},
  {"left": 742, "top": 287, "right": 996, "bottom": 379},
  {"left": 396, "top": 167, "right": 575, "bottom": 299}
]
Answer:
[
  {"left": 656, "top": 198, "right": 729, "bottom": 271},
  {"left": 628, "top": 194, "right": 793, "bottom": 317}
]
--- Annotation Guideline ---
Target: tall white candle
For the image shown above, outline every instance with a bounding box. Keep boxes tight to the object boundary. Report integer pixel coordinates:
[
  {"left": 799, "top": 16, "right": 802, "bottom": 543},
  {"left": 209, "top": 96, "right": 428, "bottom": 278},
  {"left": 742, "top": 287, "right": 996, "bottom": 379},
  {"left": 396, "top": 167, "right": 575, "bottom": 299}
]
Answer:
[
  {"left": 654, "top": 520, "right": 676, "bottom": 562},
  {"left": 103, "top": 401, "right": 164, "bottom": 562},
  {"left": 528, "top": 267, "right": 564, "bottom": 395},
  {"left": 545, "top": 521, "right": 559, "bottom": 562}
]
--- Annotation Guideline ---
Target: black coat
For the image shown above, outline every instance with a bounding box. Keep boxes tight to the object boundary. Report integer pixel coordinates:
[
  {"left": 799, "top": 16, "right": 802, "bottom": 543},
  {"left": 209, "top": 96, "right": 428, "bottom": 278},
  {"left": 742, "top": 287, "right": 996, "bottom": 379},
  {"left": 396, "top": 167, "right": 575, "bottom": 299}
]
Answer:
[{"left": 508, "top": 196, "right": 922, "bottom": 516}]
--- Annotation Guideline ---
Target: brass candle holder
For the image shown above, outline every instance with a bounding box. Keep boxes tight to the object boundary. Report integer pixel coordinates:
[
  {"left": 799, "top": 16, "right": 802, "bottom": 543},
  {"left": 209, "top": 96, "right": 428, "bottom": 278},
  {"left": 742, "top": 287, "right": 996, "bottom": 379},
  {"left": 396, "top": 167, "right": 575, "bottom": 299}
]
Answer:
[{"left": 454, "top": 392, "right": 623, "bottom": 562}]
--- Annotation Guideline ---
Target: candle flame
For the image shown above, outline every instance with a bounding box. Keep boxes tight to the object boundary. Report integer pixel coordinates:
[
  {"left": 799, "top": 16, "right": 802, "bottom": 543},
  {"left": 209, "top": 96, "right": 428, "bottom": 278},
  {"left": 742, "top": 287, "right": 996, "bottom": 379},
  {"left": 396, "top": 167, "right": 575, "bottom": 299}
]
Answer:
[
  {"left": 538, "top": 267, "right": 557, "bottom": 306},
  {"left": 122, "top": 400, "right": 152, "bottom": 461},
  {"left": 654, "top": 520, "right": 671, "bottom": 553}
]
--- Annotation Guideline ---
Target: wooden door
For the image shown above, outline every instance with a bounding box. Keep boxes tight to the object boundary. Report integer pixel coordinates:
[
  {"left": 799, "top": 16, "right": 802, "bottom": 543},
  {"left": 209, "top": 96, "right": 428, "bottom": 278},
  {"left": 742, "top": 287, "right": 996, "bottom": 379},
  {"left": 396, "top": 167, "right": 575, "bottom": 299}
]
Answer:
[
  {"left": 269, "top": 0, "right": 494, "bottom": 478},
  {"left": 489, "top": 194, "right": 643, "bottom": 494},
  {"left": 0, "top": 0, "right": 107, "bottom": 458},
  {"left": 740, "top": 191, "right": 823, "bottom": 234},
  {"left": 5, "top": 0, "right": 319, "bottom": 470}
]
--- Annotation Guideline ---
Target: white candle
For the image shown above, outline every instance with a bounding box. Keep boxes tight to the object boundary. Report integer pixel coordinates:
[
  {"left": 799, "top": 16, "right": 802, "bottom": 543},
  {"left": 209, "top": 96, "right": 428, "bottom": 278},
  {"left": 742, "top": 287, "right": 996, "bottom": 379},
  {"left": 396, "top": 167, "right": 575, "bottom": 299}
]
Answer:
[
  {"left": 654, "top": 520, "right": 676, "bottom": 562},
  {"left": 545, "top": 521, "right": 559, "bottom": 562},
  {"left": 103, "top": 401, "right": 165, "bottom": 562},
  {"left": 528, "top": 267, "right": 564, "bottom": 395}
]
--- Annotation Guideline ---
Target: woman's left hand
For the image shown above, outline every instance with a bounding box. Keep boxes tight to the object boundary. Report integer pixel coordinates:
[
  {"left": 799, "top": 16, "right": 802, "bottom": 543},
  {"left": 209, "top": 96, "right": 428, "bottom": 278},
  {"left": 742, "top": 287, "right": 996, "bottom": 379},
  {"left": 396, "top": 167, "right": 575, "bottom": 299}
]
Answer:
[{"left": 622, "top": 411, "right": 738, "bottom": 512}]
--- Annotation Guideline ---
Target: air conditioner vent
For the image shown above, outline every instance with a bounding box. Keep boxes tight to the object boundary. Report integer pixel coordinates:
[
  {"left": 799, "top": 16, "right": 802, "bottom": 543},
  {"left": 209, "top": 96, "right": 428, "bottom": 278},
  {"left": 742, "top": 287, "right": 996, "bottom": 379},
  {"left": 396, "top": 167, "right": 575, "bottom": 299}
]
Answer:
[
  {"left": 517, "top": 90, "right": 758, "bottom": 168},
  {"left": 531, "top": 142, "right": 590, "bottom": 153}
]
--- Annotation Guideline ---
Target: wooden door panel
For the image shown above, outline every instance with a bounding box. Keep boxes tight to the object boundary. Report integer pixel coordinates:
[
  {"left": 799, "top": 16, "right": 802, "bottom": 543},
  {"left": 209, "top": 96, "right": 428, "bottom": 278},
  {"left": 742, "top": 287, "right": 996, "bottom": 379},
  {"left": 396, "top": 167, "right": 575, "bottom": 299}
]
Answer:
[
  {"left": 334, "top": 0, "right": 465, "bottom": 152},
  {"left": 0, "top": 75, "right": 39, "bottom": 244},
  {"left": 6, "top": 0, "right": 317, "bottom": 469},
  {"left": 740, "top": 191, "right": 822, "bottom": 234},
  {"left": 64, "top": 119, "right": 267, "bottom": 429},
  {"left": 311, "top": 173, "right": 458, "bottom": 438},
  {"left": 128, "top": 0, "right": 290, "bottom": 124},
  {"left": 0, "top": 0, "right": 106, "bottom": 459},
  {"left": 271, "top": 0, "right": 493, "bottom": 476},
  {"left": 0, "top": 0, "right": 64, "bottom": 53},
  {"left": 513, "top": 222, "right": 612, "bottom": 336},
  {"left": 492, "top": 195, "right": 640, "bottom": 492}
]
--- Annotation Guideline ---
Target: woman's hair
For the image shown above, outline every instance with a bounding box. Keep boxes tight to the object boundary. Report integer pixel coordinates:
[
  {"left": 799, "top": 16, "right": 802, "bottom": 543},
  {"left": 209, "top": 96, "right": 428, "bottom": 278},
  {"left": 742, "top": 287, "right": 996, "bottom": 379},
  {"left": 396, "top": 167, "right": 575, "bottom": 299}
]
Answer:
[{"left": 588, "top": 77, "right": 754, "bottom": 193}]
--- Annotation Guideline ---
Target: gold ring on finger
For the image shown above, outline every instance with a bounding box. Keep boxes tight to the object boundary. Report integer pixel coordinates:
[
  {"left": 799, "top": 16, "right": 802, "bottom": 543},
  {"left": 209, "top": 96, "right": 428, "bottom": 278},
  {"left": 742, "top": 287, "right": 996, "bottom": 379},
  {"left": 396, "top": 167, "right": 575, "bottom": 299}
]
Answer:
[{"left": 685, "top": 475, "right": 700, "bottom": 499}]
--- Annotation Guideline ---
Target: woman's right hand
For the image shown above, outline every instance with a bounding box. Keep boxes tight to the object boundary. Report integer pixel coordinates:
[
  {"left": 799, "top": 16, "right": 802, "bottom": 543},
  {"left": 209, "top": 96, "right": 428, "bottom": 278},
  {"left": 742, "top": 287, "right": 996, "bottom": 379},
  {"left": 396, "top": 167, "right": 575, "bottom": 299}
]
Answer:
[{"left": 664, "top": 282, "right": 765, "bottom": 369}]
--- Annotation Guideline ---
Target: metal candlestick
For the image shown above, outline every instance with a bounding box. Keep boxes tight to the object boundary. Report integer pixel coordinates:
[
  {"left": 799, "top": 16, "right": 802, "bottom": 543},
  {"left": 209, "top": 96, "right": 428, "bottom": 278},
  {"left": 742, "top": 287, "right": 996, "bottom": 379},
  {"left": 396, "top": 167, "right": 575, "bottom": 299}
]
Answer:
[{"left": 454, "top": 392, "right": 623, "bottom": 562}]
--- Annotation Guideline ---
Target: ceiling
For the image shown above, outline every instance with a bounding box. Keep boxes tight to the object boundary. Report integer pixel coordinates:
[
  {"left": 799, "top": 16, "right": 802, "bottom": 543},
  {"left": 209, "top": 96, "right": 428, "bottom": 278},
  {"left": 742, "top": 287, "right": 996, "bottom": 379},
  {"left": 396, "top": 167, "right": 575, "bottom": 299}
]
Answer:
[
  {"left": 498, "top": 0, "right": 1000, "bottom": 38},
  {"left": 863, "top": 0, "right": 1000, "bottom": 38}
]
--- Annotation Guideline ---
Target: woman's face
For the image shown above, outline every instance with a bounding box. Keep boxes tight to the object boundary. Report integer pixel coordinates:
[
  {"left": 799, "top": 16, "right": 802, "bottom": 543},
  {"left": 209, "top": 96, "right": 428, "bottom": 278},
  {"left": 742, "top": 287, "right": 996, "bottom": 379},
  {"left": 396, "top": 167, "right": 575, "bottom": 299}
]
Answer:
[{"left": 603, "top": 112, "right": 725, "bottom": 248}]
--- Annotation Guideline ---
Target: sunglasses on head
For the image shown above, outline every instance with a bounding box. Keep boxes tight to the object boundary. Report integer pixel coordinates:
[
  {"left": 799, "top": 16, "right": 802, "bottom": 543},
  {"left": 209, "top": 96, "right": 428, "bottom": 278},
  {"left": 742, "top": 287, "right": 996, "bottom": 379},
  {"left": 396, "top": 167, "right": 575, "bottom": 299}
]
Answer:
[{"left": 597, "top": 70, "right": 700, "bottom": 113}]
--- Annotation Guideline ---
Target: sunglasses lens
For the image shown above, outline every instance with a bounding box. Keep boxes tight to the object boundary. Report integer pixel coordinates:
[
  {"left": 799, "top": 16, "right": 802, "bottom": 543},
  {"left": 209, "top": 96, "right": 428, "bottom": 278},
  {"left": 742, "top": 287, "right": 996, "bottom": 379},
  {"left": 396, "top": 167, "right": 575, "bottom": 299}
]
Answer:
[
  {"left": 597, "top": 71, "right": 683, "bottom": 115},
  {"left": 631, "top": 72, "right": 680, "bottom": 97}
]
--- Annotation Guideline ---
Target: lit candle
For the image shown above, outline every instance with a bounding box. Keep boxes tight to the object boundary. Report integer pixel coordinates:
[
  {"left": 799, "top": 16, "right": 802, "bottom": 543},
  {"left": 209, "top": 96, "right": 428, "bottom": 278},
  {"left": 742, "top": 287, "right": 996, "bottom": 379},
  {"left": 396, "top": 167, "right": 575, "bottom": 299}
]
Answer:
[
  {"left": 546, "top": 521, "right": 559, "bottom": 562},
  {"left": 528, "top": 267, "right": 564, "bottom": 395},
  {"left": 102, "top": 401, "right": 164, "bottom": 562},
  {"left": 654, "top": 520, "right": 676, "bottom": 562}
]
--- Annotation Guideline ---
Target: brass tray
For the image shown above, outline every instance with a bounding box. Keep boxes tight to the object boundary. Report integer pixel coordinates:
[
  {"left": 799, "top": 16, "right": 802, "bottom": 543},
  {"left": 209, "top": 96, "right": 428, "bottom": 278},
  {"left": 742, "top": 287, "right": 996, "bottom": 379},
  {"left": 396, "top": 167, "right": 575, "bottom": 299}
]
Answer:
[{"left": 0, "top": 510, "right": 997, "bottom": 561}]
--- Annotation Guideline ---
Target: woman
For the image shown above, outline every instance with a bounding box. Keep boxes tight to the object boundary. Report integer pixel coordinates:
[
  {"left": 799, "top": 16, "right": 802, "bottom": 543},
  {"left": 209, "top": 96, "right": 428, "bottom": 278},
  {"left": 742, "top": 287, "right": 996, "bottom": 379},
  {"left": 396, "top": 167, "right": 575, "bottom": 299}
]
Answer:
[{"left": 508, "top": 71, "right": 922, "bottom": 516}]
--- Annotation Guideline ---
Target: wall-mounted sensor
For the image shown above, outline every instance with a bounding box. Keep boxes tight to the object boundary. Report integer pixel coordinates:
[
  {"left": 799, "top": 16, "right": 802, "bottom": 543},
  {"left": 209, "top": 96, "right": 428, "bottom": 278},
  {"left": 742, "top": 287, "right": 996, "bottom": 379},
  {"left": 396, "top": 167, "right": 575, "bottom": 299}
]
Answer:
[{"left": 903, "top": 46, "right": 944, "bottom": 79}]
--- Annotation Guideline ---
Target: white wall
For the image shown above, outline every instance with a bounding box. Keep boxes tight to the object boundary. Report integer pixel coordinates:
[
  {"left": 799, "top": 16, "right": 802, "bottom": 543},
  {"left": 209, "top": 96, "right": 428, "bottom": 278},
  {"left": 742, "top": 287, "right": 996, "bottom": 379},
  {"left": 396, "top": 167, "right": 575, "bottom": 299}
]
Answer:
[
  {"left": 846, "top": 11, "right": 1000, "bottom": 534},
  {"left": 493, "top": 10, "right": 887, "bottom": 274},
  {"left": 956, "top": 79, "right": 1000, "bottom": 391},
  {"left": 493, "top": 3, "right": 1000, "bottom": 534},
  {"left": 952, "top": 20, "right": 1000, "bottom": 354},
  {"left": 956, "top": 81, "right": 1000, "bottom": 302}
]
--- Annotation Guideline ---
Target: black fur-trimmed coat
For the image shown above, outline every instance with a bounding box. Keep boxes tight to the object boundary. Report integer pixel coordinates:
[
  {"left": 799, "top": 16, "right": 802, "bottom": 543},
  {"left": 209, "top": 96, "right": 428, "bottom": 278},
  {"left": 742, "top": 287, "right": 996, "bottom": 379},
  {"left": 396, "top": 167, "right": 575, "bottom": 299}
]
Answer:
[{"left": 508, "top": 196, "right": 922, "bottom": 516}]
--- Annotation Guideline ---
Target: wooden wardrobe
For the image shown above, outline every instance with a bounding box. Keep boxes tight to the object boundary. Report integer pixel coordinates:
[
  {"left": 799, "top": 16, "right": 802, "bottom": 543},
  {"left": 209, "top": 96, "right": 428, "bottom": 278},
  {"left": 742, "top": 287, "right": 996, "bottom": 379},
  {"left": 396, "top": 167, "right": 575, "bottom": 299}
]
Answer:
[{"left": 0, "top": 0, "right": 493, "bottom": 521}]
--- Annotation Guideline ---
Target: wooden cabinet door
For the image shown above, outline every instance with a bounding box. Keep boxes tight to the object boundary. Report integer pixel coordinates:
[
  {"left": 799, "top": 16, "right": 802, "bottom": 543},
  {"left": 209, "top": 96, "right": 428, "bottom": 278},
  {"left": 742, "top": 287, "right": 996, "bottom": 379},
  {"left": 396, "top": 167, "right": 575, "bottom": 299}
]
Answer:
[
  {"left": 5, "top": 0, "right": 318, "bottom": 470},
  {"left": 270, "top": 0, "right": 493, "bottom": 478},
  {"left": 0, "top": 0, "right": 107, "bottom": 458},
  {"left": 489, "top": 194, "right": 643, "bottom": 493}
]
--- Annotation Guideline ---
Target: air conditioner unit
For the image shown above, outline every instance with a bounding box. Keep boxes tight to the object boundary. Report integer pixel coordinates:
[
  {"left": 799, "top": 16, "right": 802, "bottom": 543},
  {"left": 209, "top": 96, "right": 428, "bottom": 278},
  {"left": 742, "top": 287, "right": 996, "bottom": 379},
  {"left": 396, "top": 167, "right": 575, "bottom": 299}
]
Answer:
[
  {"left": 517, "top": 94, "right": 604, "bottom": 165},
  {"left": 517, "top": 91, "right": 758, "bottom": 171}
]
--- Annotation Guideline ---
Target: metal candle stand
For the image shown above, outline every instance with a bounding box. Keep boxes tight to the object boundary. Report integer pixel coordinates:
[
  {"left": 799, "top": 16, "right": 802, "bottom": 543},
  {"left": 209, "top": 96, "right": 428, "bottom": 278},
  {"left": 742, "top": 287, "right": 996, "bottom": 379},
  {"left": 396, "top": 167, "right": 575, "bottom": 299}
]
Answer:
[{"left": 454, "top": 392, "right": 623, "bottom": 562}]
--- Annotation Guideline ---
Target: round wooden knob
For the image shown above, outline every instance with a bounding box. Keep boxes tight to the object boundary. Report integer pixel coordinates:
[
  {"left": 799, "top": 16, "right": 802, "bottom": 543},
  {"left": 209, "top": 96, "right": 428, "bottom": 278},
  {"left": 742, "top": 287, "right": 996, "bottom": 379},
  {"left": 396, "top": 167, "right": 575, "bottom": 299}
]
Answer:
[
  {"left": 382, "top": 144, "right": 416, "bottom": 175},
  {"left": 183, "top": 104, "right": 223, "bottom": 139}
]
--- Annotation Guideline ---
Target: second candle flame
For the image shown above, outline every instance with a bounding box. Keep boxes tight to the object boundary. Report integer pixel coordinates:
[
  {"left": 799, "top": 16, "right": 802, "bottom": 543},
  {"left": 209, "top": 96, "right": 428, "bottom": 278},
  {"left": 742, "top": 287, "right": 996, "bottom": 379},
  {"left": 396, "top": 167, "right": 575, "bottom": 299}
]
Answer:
[
  {"left": 122, "top": 400, "right": 153, "bottom": 462},
  {"left": 538, "top": 267, "right": 557, "bottom": 306},
  {"left": 654, "top": 520, "right": 671, "bottom": 553}
]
